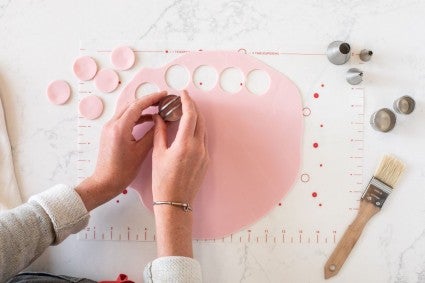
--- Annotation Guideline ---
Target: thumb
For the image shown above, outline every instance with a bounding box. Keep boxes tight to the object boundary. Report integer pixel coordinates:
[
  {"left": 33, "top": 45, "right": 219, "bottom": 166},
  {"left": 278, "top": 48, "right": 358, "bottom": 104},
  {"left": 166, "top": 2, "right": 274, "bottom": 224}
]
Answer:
[
  {"left": 153, "top": 114, "right": 167, "bottom": 151},
  {"left": 136, "top": 127, "right": 154, "bottom": 158}
]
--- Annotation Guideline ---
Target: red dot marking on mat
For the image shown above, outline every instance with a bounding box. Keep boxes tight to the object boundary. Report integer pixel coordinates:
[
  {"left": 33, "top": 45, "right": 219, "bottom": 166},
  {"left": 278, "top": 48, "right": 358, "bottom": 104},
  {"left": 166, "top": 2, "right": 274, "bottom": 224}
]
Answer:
[
  {"left": 312, "top": 192, "right": 318, "bottom": 198},
  {"left": 319, "top": 203, "right": 322, "bottom": 207},
  {"left": 313, "top": 93, "right": 319, "bottom": 98},
  {"left": 116, "top": 200, "right": 120, "bottom": 203},
  {"left": 119, "top": 81, "right": 122, "bottom": 84},
  {"left": 313, "top": 142, "right": 319, "bottom": 148},
  {"left": 320, "top": 164, "right": 323, "bottom": 167},
  {"left": 199, "top": 82, "right": 203, "bottom": 85},
  {"left": 165, "top": 50, "right": 169, "bottom": 53},
  {"left": 240, "top": 82, "right": 243, "bottom": 86},
  {"left": 123, "top": 189, "right": 128, "bottom": 194},
  {"left": 320, "top": 124, "right": 323, "bottom": 128},
  {"left": 278, "top": 203, "right": 282, "bottom": 206},
  {"left": 321, "top": 84, "right": 324, "bottom": 87}
]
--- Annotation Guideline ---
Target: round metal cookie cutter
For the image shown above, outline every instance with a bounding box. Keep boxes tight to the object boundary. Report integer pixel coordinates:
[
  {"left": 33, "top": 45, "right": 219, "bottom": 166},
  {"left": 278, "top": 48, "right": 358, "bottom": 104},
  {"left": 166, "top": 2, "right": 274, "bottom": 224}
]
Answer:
[
  {"left": 393, "top": 95, "right": 415, "bottom": 115},
  {"left": 370, "top": 108, "right": 396, "bottom": 132}
]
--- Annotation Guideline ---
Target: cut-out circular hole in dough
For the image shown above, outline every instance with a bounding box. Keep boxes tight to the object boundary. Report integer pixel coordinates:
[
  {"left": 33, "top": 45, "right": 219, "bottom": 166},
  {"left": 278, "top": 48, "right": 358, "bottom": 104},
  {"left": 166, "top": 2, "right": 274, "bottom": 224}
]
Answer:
[
  {"left": 73, "top": 56, "right": 97, "bottom": 81},
  {"left": 246, "top": 69, "right": 271, "bottom": 95},
  {"left": 111, "top": 46, "right": 135, "bottom": 71},
  {"left": 46, "top": 80, "right": 71, "bottom": 105},
  {"left": 135, "top": 82, "right": 160, "bottom": 99},
  {"left": 94, "top": 69, "right": 120, "bottom": 93},
  {"left": 193, "top": 65, "right": 218, "bottom": 91},
  {"left": 165, "top": 64, "right": 189, "bottom": 90},
  {"left": 79, "top": 95, "right": 104, "bottom": 120},
  {"left": 219, "top": 67, "right": 245, "bottom": 93}
]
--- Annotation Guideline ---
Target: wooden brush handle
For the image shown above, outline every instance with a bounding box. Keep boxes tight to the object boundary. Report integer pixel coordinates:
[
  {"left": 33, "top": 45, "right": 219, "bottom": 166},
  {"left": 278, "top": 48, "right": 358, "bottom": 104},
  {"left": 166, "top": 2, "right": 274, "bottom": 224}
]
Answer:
[{"left": 324, "top": 200, "right": 380, "bottom": 279}]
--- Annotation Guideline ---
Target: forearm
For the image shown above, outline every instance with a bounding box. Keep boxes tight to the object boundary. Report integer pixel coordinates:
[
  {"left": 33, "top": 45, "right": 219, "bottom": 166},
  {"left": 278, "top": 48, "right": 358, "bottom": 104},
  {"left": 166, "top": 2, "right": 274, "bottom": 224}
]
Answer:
[
  {"left": 144, "top": 206, "right": 201, "bottom": 282},
  {"left": 0, "top": 202, "right": 54, "bottom": 281},
  {"left": 154, "top": 206, "right": 193, "bottom": 258},
  {"left": 75, "top": 177, "right": 120, "bottom": 212},
  {"left": 0, "top": 184, "right": 89, "bottom": 281}
]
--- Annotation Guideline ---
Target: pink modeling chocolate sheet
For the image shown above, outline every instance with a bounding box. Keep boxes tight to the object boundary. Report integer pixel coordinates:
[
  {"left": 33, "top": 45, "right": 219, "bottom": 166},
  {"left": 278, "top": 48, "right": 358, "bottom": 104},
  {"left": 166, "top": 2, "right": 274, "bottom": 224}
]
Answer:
[{"left": 116, "top": 51, "right": 303, "bottom": 239}]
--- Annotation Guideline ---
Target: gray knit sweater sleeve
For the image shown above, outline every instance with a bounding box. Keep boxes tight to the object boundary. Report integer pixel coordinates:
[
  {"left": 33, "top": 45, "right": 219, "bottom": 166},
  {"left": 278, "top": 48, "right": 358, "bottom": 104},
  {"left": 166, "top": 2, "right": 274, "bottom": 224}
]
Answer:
[
  {"left": 0, "top": 184, "right": 90, "bottom": 282},
  {"left": 0, "top": 184, "right": 202, "bottom": 282},
  {"left": 143, "top": 256, "right": 202, "bottom": 282}
]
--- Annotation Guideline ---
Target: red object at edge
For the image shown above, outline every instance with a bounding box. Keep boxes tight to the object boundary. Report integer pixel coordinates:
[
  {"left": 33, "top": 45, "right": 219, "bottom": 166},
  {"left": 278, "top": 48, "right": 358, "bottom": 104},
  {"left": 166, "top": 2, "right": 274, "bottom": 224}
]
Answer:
[{"left": 99, "top": 274, "right": 135, "bottom": 283}]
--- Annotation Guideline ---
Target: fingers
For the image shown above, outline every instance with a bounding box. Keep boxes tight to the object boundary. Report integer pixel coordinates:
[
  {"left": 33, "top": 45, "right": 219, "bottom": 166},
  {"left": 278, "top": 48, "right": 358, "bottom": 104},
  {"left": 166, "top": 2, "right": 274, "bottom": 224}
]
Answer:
[
  {"left": 153, "top": 114, "right": 168, "bottom": 151},
  {"left": 194, "top": 104, "right": 206, "bottom": 141},
  {"left": 199, "top": 110, "right": 209, "bottom": 162},
  {"left": 136, "top": 127, "right": 155, "bottom": 156},
  {"left": 204, "top": 131, "right": 209, "bottom": 154},
  {"left": 175, "top": 90, "right": 198, "bottom": 142},
  {"left": 119, "top": 91, "right": 167, "bottom": 128},
  {"left": 135, "top": 114, "right": 153, "bottom": 125}
]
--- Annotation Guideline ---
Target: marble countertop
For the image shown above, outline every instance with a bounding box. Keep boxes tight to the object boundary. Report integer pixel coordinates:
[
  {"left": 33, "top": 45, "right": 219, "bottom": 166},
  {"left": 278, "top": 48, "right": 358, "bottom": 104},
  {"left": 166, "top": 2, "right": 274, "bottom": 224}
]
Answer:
[{"left": 1, "top": 1, "right": 425, "bottom": 282}]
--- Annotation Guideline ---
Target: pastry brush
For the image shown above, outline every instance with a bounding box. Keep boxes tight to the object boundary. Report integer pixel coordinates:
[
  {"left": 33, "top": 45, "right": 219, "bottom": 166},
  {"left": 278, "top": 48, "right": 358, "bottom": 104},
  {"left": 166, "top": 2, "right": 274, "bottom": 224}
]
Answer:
[{"left": 324, "top": 155, "right": 406, "bottom": 279}]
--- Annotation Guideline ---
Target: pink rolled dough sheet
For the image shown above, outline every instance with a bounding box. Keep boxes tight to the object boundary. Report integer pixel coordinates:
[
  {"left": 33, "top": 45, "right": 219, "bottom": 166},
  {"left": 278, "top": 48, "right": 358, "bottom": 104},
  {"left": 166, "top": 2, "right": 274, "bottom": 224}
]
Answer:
[{"left": 116, "top": 51, "right": 303, "bottom": 239}]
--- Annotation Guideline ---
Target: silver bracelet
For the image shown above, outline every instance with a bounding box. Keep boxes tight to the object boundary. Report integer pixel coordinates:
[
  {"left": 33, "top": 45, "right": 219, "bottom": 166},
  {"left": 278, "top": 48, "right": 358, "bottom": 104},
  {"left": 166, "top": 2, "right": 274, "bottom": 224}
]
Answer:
[{"left": 152, "top": 201, "right": 193, "bottom": 212}]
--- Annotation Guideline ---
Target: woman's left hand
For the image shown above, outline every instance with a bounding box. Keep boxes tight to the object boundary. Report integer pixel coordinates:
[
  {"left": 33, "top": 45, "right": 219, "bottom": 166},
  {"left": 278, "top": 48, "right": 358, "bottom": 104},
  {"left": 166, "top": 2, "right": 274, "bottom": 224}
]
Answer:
[{"left": 76, "top": 91, "right": 167, "bottom": 211}]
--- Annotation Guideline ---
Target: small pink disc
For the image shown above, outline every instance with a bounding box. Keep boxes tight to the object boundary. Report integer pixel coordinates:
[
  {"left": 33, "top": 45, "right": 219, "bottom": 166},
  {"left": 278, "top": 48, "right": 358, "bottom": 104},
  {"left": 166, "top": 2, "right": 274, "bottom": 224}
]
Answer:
[
  {"left": 46, "top": 80, "right": 71, "bottom": 105},
  {"left": 79, "top": 95, "right": 104, "bottom": 120},
  {"left": 111, "top": 46, "right": 135, "bottom": 70},
  {"left": 94, "top": 69, "right": 120, "bottom": 93},
  {"left": 73, "top": 56, "right": 97, "bottom": 81}
]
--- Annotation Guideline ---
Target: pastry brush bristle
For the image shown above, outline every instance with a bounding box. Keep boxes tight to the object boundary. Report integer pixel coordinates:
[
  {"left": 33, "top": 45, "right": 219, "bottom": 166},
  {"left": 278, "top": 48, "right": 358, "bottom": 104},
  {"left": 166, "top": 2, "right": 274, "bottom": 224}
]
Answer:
[{"left": 374, "top": 155, "right": 406, "bottom": 188}]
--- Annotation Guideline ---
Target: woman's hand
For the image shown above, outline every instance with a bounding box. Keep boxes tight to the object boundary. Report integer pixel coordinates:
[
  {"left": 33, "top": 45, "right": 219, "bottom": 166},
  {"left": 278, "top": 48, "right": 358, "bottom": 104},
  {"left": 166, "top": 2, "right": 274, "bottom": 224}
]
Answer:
[
  {"left": 152, "top": 90, "right": 209, "bottom": 206},
  {"left": 76, "top": 91, "right": 167, "bottom": 211},
  {"left": 152, "top": 90, "right": 209, "bottom": 258}
]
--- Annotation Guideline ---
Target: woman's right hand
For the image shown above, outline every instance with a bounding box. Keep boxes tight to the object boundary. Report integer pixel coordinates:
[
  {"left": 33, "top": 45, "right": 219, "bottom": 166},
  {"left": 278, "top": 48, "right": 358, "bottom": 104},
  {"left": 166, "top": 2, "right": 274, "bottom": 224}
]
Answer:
[
  {"left": 152, "top": 90, "right": 209, "bottom": 206},
  {"left": 151, "top": 90, "right": 209, "bottom": 258}
]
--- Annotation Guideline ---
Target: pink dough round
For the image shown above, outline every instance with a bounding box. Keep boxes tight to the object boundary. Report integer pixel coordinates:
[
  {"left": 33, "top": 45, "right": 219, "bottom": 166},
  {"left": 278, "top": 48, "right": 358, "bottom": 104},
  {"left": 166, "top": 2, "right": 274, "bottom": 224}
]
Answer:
[
  {"left": 94, "top": 69, "right": 120, "bottom": 93},
  {"left": 79, "top": 95, "right": 103, "bottom": 120},
  {"left": 46, "top": 80, "right": 71, "bottom": 105},
  {"left": 111, "top": 46, "right": 135, "bottom": 71},
  {"left": 73, "top": 56, "right": 97, "bottom": 81}
]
